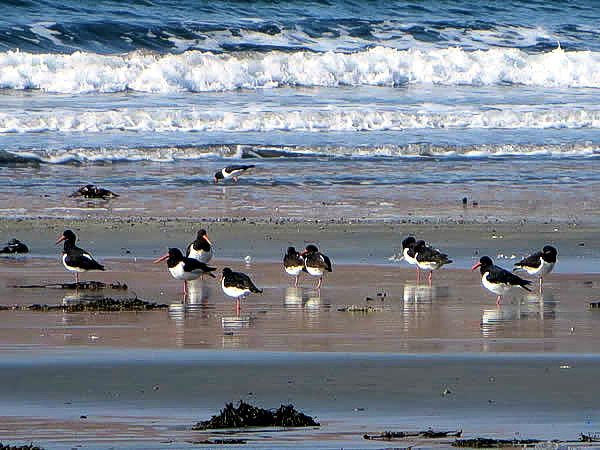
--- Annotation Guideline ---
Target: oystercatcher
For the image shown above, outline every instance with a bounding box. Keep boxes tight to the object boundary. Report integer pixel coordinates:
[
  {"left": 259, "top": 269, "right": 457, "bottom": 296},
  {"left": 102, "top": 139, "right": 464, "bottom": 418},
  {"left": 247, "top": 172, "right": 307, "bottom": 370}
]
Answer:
[
  {"left": 221, "top": 267, "right": 263, "bottom": 313},
  {"left": 214, "top": 165, "right": 255, "bottom": 183},
  {"left": 400, "top": 236, "right": 420, "bottom": 278},
  {"left": 412, "top": 240, "right": 453, "bottom": 285},
  {"left": 0, "top": 238, "right": 29, "bottom": 254},
  {"left": 513, "top": 245, "right": 557, "bottom": 293},
  {"left": 153, "top": 248, "right": 216, "bottom": 298},
  {"left": 301, "top": 244, "right": 332, "bottom": 289},
  {"left": 472, "top": 256, "right": 532, "bottom": 305},
  {"left": 283, "top": 246, "right": 304, "bottom": 287},
  {"left": 56, "top": 230, "right": 105, "bottom": 283},
  {"left": 186, "top": 229, "right": 213, "bottom": 264}
]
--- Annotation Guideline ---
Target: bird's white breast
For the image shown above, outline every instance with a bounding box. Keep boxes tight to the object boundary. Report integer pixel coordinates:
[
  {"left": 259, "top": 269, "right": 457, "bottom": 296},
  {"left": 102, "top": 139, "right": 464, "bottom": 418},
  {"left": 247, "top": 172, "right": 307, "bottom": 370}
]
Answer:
[
  {"left": 482, "top": 272, "right": 511, "bottom": 296},
  {"left": 221, "top": 278, "right": 250, "bottom": 298},
  {"left": 403, "top": 248, "right": 418, "bottom": 266},
  {"left": 188, "top": 247, "right": 212, "bottom": 264},
  {"left": 62, "top": 253, "right": 85, "bottom": 272},
  {"left": 285, "top": 265, "right": 303, "bottom": 276}
]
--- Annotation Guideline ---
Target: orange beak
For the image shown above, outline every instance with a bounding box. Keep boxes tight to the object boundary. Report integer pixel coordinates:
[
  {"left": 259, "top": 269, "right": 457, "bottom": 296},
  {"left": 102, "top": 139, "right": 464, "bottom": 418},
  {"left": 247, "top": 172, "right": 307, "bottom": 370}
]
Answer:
[
  {"left": 203, "top": 235, "right": 212, "bottom": 245},
  {"left": 300, "top": 250, "right": 307, "bottom": 256},
  {"left": 214, "top": 177, "right": 219, "bottom": 183},
  {"left": 55, "top": 235, "right": 66, "bottom": 245},
  {"left": 471, "top": 262, "right": 482, "bottom": 271},
  {"left": 153, "top": 253, "right": 169, "bottom": 264}
]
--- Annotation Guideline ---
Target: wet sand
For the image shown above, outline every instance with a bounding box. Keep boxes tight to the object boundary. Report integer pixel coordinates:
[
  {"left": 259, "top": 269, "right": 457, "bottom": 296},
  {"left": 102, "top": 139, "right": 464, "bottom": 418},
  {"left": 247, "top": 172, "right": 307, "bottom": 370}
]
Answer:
[{"left": 1, "top": 218, "right": 600, "bottom": 448}]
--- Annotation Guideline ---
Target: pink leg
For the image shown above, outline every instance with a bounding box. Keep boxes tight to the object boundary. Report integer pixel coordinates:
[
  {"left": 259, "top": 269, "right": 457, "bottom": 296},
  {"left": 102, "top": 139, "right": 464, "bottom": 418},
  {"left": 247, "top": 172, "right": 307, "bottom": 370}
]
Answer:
[
  {"left": 428, "top": 271, "right": 432, "bottom": 287},
  {"left": 317, "top": 276, "right": 323, "bottom": 289},
  {"left": 234, "top": 176, "right": 239, "bottom": 183},
  {"left": 496, "top": 295, "right": 502, "bottom": 306},
  {"left": 75, "top": 273, "right": 79, "bottom": 283},
  {"left": 539, "top": 278, "right": 544, "bottom": 295},
  {"left": 184, "top": 281, "right": 188, "bottom": 298},
  {"left": 236, "top": 298, "right": 241, "bottom": 315},
  {"left": 416, "top": 268, "right": 421, "bottom": 283},
  {"left": 294, "top": 275, "right": 299, "bottom": 287}
]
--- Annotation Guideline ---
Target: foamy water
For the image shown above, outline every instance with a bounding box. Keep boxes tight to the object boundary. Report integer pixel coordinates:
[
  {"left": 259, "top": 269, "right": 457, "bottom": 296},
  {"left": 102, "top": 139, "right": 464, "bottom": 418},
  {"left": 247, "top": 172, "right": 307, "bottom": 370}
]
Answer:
[{"left": 0, "top": 3, "right": 599, "bottom": 230}]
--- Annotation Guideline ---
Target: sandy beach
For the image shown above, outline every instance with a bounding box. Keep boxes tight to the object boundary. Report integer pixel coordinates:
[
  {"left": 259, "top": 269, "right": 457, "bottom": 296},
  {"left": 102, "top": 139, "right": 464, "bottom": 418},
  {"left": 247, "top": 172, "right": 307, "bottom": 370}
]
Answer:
[{"left": 1, "top": 217, "right": 600, "bottom": 449}]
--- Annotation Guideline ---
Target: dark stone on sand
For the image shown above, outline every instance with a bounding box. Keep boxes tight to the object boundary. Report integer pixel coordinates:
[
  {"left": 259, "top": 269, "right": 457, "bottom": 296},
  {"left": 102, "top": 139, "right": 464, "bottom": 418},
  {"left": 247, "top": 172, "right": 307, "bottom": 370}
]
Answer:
[
  {"left": 70, "top": 184, "right": 119, "bottom": 199},
  {"left": 0, "top": 238, "right": 29, "bottom": 254},
  {"left": 452, "top": 437, "right": 541, "bottom": 448},
  {"left": 0, "top": 297, "right": 168, "bottom": 312},
  {"left": 192, "top": 400, "right": 320, "bottom": 430},
  {"left": 0, "top": 444, "right": 44, "bottom": 450}
]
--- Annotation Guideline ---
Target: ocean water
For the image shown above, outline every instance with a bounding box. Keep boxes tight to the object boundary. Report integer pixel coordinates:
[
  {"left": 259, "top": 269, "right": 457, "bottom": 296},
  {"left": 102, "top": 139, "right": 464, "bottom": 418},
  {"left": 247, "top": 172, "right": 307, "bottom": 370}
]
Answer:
[{"left": 1, "top": 0, "right": 600, "bottom": 223}]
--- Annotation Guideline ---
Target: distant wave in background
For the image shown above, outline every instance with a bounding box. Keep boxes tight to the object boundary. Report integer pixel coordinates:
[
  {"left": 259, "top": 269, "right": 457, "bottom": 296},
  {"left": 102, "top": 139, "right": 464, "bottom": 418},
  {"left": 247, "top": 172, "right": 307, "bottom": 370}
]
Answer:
[{"left": 1, "top": 47, "right": 599, "bottom": 93}]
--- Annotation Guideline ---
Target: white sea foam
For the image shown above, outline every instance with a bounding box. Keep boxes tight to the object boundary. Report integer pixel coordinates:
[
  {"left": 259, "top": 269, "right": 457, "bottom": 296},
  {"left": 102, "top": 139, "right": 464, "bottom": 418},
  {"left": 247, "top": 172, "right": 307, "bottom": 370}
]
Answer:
[
  {"left": 3, "top": 142, "right": 598, "bottom": 164},
  {"left": 1, "top": 105, "right": 600, "bottom": 134},
  {"left": 1, "top": 46, "right": 600, "bottom": 93}
]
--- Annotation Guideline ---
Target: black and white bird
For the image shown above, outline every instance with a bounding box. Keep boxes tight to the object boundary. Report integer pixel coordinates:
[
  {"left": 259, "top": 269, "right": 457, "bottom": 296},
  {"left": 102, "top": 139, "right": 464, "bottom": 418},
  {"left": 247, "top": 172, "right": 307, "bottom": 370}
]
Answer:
[
  {"left": 214, "top": 165, "right": 255, "bottom": 183},
  {"left": 56, "top": 230, "right": 105, "bottom": 283},
  {"left": 412, "top": 240, "right": 453, "bottom": 285},
  {"left": 186, "top": 229, "right": 213, "bottom": 264},
  {"left": 301, "top": 244, "right": 332, "bottom": 289},
  {"left": 513, "top": 245, "right": 557, "bottom": 293},
  {"left": 153, "top": 248, "right": 216, "bottom": 297},
  {"left": 400, "top": 236, "right": 419, "bottom": 277},
  {"left": 472, "top": 256, "right": 532, "bottom": 305},
  {"left": 283, "top": 246, "right": 304, "bottom": 287},
  {"left": 0, "top": 238, "right": 29, "bottom": 254},
  {"left": 221, "top": 267, "right": 263, "bottom": 312}
]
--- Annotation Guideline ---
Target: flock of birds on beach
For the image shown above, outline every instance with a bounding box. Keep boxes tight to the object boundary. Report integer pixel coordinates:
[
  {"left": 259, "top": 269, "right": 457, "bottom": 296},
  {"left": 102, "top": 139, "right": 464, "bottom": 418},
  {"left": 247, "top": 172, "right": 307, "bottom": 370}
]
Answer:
[
  {"left": 3, "top": 165, "right": 558, "bottom": 310},
  {"left": 54, "top": 228, "right": 332, "bottom": 313},
  {"left": 50, "top": 225, "right": 557, "bottom": 312}
]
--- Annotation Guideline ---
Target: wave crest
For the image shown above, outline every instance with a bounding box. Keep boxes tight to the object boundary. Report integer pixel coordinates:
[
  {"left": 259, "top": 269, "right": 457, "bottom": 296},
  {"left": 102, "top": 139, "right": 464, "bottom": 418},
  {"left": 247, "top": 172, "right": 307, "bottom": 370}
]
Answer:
[{"left": 1, "top": 46, "right": 599, "bottom": 93}]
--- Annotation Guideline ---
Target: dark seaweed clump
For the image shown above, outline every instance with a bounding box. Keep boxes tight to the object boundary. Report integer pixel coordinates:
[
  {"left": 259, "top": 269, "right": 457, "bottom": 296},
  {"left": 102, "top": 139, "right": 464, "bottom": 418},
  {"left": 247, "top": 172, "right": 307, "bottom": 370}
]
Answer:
[
  {"left": 192, "top": 401, "right": 320, "bottom": 430},
  {"left": 452, "top": 438, "right": 541, "bottom": 448},
  {"left": 0, "top": 444, "right": 44, "bottom": 450},
  {"left": 25, "top": 297, "right": 168, "bottom": 312}
]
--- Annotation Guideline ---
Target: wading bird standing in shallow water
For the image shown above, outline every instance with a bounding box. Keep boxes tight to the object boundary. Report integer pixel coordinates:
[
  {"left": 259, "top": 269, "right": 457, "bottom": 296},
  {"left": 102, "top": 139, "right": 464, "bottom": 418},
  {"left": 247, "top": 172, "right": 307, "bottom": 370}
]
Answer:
[
  {"left": 154, "top": 248, "right": 216, "bottom": 298},
  {"left": 56, "top": 230, "right": 104, "bottom": 283},
  {"left": 513, "top": 245, "right": 557, "bottom": 293},
  {"left": 413, "top": 240, "right": 453, "bottom": 286},
  {"left": 283, "top": 246, "right": 305, "bottom": 287},
  {"left": 221, "top": 267, "right": 263, "bottom": 313},
  {"left": 472, "top": 256, "right": 532, "bottom": 305},
  {"left": 186, "top": 229, "right": 213, "bottom": 264},
  {"left": 214, "top": 165, "right": 255, "bottom": 183},
  {"left": 301, "top": 244, "right": 332, "bottom": 289}
]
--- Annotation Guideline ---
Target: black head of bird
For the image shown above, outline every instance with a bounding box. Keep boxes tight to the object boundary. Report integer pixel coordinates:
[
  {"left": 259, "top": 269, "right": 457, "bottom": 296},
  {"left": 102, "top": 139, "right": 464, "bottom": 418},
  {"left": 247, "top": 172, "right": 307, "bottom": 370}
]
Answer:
[
  {"left": 197, "top": 229, "right": 212, "bottom": 244},
  {"left": 56, "top": 229, "right": 77, "bottom": 247},
  {"left": 542, "top": 245, "right": 558, "bottom": 262},
  {"left": 472, "top": 256, "right": 494, "bottom": 274},
  {"left": 214, "top": 171, "right": 224, "bottom": 183},
  {"left": 153, "top": 248, "right": 184, "bottom": 266},
  {"left": 402, "top": 236, "right": 416, "bottom": 250}
]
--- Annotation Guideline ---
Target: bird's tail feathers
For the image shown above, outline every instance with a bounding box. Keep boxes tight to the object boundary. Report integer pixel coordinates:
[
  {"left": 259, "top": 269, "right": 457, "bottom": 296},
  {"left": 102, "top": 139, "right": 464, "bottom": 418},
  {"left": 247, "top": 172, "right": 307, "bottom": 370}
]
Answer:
[{"left": 251, "top": 286, "right": 263, "bottom": 294}]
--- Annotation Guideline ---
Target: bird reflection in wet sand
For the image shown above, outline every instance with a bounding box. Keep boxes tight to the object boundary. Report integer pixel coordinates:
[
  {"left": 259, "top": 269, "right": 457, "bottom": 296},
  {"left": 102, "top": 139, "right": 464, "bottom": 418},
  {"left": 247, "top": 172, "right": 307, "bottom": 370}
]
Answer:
[
  {"left": 403, "top": 282, "right": 437, "bottom": 304},
  {"left": 284, "top": 287, "right": 304, "bottom": 308},
  {"left": 481, "top": 290, "right": 558, "bottom": 330}
]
